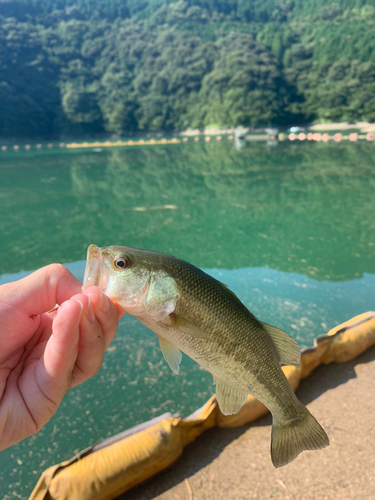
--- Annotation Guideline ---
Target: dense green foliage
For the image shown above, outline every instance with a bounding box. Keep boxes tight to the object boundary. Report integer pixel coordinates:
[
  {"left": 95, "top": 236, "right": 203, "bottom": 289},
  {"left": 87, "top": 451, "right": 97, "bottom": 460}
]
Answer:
[{"left": 1, "top": 0, "right": 375, "bottom": 137}]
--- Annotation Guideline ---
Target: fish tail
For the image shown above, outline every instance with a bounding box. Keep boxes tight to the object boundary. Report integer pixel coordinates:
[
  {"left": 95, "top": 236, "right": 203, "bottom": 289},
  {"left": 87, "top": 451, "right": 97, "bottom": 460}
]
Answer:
[{"left": 271, "top": 407, "right": 329, "bottom": 468}]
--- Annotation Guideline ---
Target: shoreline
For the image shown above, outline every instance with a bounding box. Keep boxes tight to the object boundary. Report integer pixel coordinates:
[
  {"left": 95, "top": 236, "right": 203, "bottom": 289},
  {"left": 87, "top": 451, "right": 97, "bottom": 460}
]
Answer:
[
  {"left": 181, "top": 121, "right": 375, "bottom": 136},
  {"left": 1, "top": 122, "right": 375, "bottom": 146},
  {"left": 307, "top": 121, "right": 375, "bottom": 133}
]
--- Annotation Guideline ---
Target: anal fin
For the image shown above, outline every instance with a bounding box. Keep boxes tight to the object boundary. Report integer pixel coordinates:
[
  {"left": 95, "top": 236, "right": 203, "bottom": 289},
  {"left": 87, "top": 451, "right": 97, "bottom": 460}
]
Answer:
[
  {"left": 158, "top": 337, "right": 182, "bottom": 375},
  {"left": 261, "top": 322, "right": 301, "bottom": 365},
  {"left": 214, "top": 377, "right": 248, "bottom": 415}
]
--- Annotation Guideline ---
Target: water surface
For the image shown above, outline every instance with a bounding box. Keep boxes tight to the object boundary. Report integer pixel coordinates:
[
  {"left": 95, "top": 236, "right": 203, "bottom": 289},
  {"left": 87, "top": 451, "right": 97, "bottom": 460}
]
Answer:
[{"left": 0, "top": 139, "right": 374, "bottom": 498}]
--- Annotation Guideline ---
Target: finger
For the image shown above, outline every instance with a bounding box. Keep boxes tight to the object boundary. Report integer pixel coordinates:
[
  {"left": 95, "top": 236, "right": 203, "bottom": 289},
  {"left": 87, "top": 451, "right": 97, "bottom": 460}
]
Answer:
[
  {"left": 82, "top": 287, "right": 120, "bottom": 349},
  {"left": 33, "top": 299, "right": 82, "bottom": 406},
  {"left": 2, "top": 264, "right": 82, "bottom": 316},
  {"left": 83, "top": 286, "right": 126, "bottom": 320},
  {"left": 68, "top": 293, "right": 109, "bottom": 386}
]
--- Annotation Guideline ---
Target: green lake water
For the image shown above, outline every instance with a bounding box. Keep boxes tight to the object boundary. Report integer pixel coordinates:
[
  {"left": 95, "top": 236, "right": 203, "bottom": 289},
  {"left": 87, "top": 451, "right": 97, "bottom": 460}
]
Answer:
[{"left": 0, "top": 138, "right": 375, "bottom": 498}]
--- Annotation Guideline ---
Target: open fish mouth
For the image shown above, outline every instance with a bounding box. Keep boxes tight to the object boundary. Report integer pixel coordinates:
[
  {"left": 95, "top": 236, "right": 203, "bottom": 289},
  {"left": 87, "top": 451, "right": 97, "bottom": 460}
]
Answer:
[{"left": 82, "top": 244, "right": 110, "bottom": 292}]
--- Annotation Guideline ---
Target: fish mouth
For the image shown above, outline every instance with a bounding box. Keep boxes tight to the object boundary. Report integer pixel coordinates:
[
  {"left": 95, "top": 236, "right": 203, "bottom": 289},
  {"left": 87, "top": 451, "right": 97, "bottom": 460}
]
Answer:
[{"left": 82, "top": 244, "right": 110, "bottom": 292}]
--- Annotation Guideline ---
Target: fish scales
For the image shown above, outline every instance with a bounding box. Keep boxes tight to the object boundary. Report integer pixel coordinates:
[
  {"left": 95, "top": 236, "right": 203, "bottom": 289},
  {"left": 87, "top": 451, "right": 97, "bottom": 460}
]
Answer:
[
  {"left": 159, "top": 256, "right": 299, "bottom": 419},
  {"left": 83, "top": 244, "right": 329, "bottom": 467}
]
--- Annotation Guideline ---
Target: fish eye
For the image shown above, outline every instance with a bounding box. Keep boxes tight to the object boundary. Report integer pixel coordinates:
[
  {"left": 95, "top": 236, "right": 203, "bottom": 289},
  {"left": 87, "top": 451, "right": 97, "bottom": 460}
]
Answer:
[{"left": 114, "top": 256, "right": 129, "bottom": 269}]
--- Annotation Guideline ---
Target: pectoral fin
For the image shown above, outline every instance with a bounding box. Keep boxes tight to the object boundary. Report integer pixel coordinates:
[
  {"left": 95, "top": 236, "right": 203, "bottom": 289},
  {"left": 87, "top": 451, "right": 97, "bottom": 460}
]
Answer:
[
  {"left": 144, "top": 273, "right": 178, "bottom": 322},
  {"left": 261, "top": 322, "right": 301, "bottom": 366},
  {"left": 171, "top": 315, "right": 212, "bottom": 341},
  {"left": 158, "top": 336, "right": 182, "bottom": 375},
  {"left": 214, "top": 377, "right": 248, "bottom": 415}
]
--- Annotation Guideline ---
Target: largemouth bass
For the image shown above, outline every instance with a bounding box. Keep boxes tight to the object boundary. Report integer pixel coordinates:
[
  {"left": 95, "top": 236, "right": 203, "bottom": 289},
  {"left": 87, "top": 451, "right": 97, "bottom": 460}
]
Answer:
[{"left": 83, "top": 244, "right": 329, "bottom": 467}]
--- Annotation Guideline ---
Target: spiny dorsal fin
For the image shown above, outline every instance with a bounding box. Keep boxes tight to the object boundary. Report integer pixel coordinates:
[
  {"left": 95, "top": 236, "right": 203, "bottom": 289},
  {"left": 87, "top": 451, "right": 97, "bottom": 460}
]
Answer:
[
  {"left": 214, "top": 377, "right": 248, "bottom": 415},
  {"left": 158, "top": 336, "right": 182, "bottom": 374},
  {"left": 261, "top": 322, "right": 301, "bottom": 366}
]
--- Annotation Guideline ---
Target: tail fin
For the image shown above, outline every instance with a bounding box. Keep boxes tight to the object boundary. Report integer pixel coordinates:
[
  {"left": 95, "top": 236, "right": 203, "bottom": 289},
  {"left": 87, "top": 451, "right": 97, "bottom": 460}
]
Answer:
[{"left": 271, "top": 408, "right": 329, "bottom": 468}]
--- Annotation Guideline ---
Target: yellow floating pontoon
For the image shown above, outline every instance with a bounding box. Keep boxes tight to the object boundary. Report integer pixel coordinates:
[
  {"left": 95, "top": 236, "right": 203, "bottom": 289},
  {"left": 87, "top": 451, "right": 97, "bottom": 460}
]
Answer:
[{"left": 29, "top": 312, "right": 375, "bottom": 500}]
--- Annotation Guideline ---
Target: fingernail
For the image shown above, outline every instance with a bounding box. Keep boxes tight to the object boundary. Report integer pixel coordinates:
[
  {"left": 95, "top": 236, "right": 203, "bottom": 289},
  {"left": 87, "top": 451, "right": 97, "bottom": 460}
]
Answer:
[
  {"left": 99, "top": 293, "right": 111, "bottom": 312},
  {"left": 85, "top": 298, "right": 96, "bottom": 323},
  {"left": 74, "top": 300, "right": 84, "bottom": 320}
]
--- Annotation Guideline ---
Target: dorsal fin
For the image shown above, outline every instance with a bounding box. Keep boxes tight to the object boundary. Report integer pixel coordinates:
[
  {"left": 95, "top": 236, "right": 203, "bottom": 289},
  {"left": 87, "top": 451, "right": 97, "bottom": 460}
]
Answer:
[{"left": 261, "top": 322, "right": 301, "bottom": 366}]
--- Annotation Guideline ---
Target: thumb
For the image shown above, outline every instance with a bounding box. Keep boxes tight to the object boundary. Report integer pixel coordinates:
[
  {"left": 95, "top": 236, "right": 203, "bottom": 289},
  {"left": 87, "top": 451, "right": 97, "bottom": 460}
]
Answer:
[{"left": 1, "top": 264, "right": 82, "bottom": 316}]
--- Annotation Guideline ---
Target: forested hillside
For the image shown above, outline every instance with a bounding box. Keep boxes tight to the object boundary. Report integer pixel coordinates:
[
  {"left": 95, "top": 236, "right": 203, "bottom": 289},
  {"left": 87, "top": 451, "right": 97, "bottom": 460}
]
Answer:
[{"left": 1, "top": 0, "right": 375, "bottom": 138}]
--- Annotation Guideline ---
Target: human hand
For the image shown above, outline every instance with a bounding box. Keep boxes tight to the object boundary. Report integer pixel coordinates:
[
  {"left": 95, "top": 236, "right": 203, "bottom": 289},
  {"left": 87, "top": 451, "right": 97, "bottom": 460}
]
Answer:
[{"left": 0, "top": 264, "right": 122, "bottom": 451}]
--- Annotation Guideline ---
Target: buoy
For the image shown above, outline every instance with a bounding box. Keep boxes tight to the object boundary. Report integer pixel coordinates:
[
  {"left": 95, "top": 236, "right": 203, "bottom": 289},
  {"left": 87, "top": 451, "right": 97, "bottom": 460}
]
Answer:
[
  {"left": 349, "top": 133, "right": 358, "bottom": 142},
  {"left": 288, "top": 133, "right": 296, "bottom": 141},
  {"left": 333, "top": 133, "right": 342, "bottom": 142}
]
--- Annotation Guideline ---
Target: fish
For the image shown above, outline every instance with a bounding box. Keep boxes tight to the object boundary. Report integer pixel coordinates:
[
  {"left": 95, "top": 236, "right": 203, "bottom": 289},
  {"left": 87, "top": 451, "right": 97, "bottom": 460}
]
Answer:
[{"left": 82, "top": 244, "right": 329, "bottom": 467}]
